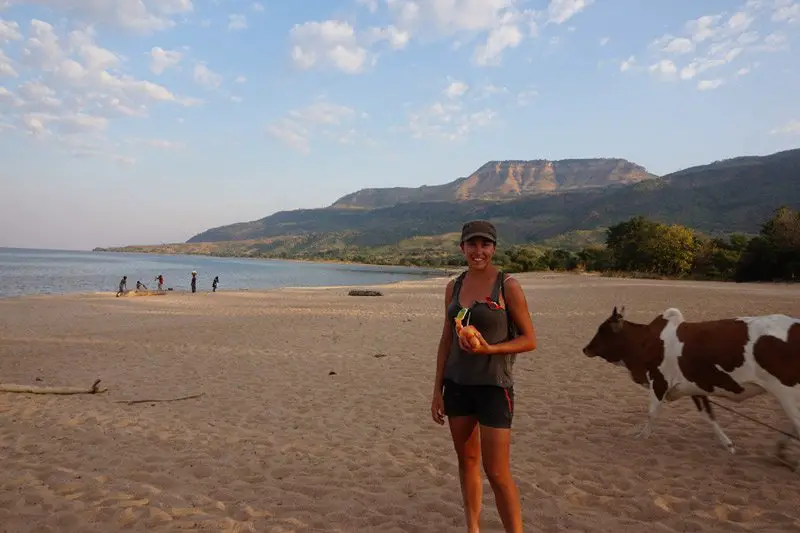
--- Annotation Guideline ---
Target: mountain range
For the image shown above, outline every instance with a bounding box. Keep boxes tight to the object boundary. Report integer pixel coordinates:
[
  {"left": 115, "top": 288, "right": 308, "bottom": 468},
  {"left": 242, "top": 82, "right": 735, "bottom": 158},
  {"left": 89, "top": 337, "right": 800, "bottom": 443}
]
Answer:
[
  {"left": 330, "top": 158, "right": 656, "bottom": 209},
  {"left": 184, "top": 149, "right": 800, "bottom": 248}
]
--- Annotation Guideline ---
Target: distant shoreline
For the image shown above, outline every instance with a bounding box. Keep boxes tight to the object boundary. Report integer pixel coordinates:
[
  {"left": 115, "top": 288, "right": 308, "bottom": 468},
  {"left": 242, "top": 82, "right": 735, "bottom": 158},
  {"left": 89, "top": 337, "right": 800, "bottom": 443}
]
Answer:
[{"left": 92, "top": 247, "right": 457, "bottom": 277}]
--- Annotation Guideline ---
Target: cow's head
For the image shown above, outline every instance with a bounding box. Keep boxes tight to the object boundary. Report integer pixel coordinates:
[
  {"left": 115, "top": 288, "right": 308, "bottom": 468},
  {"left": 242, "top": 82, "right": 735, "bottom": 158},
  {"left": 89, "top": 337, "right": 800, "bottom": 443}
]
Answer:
[{"left": 582, "top": 306, "right": 628, "bottom": 364}]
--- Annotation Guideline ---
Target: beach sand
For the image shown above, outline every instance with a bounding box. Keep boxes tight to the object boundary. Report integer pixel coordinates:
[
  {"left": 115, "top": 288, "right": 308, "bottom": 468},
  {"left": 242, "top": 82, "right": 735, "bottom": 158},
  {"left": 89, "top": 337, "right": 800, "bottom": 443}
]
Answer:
[{"left": 1, "top": 273, "right": 799, "bottom": 532}]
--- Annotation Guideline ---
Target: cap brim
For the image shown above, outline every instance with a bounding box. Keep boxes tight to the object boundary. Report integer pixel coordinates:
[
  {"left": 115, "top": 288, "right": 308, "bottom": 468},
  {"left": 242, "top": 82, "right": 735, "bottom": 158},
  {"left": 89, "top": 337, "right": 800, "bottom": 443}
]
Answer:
[{"left": 461, "top": 232, "right": 496, "bottom": 243}]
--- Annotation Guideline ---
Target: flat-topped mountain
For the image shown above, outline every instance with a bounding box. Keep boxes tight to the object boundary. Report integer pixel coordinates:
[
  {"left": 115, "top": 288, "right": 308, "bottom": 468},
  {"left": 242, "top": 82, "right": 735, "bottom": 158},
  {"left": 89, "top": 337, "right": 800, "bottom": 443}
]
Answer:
[
  {"left": 181, "top": 148, "right": 799, "bottom": 246},
  {"left": 330, "top": 158, "right": 656, "bottom": 209}
]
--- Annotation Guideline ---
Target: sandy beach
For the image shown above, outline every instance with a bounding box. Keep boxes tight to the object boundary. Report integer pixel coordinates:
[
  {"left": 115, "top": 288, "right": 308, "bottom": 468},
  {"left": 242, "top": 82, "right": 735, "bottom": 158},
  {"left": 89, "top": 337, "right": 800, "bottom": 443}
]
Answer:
[{"left": 1, "top": 272, "right": 799, "bottom": 533}]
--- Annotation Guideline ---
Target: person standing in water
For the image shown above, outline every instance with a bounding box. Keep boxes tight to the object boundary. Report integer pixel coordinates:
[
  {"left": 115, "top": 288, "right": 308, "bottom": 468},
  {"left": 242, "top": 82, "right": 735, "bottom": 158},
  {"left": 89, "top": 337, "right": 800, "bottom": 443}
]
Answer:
[
  {"left": 155, "top": 274, "right": 164, "bottom": 291},
  {"left": 430, "top": 220, "right": 537, "bottom": 533},
  {"left": 116, "top": 275, "right": 127, "bottom": 297},
  {"left": 212, "top": 276, "right": 219, "bottom": 292},
  {"left": 190, "top": 271, "right": 197, "bottom": 293}
]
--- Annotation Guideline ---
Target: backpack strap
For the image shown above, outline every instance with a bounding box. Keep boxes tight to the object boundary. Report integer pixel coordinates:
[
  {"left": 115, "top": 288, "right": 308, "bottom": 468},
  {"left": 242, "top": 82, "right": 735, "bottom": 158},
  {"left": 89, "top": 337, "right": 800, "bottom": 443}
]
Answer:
[
  {"left": 499, "top": 271, "right": 518, "bottom": 339},
  {"left": 451, "top": 270, "right": 468, "bottom": 306}
]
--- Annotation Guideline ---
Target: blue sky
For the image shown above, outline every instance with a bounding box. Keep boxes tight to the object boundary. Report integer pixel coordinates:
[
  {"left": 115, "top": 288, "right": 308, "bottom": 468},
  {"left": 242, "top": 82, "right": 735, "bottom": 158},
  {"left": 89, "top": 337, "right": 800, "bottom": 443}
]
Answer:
[{"left": 0, "top": 0, "right": 798, "bottom": 250}]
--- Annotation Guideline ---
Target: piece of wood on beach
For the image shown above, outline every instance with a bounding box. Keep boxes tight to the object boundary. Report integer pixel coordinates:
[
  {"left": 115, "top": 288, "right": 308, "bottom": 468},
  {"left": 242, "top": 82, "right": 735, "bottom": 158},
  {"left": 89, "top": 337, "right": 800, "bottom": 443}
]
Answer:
[
  {"left": 348, "top": 289, "right": 383, "bottom": 296},
  {"left": 0, "top": 378, "right": 107, "bottom": 395},
  {"left": 114, "top": 393, "right": 205, "bottom": 406}
]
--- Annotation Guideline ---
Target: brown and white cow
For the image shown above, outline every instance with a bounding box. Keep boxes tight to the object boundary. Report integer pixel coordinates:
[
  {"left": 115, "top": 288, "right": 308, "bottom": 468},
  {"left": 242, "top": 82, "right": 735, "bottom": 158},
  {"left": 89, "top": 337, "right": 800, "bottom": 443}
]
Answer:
[{"left": 582, "top": 306, "right": 800, "bottom": 463}]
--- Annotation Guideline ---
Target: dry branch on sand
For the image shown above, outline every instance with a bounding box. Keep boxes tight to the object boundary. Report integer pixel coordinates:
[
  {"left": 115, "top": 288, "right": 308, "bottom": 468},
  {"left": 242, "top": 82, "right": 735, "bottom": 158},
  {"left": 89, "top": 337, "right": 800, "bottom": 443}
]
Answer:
[
  {"left": 113, "top": 393, "right": 205, "bottom": 405},
  {"left": 0, "top": 378, "right": 107, "bottom": 395},
  {"left": 348, "top": 289, "right": 383, "bottom": 296}
]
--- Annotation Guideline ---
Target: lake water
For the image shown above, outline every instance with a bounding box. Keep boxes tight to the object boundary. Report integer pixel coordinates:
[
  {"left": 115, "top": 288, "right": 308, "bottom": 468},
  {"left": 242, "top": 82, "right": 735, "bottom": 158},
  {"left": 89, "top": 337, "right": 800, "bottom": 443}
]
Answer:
[{"left": 0, "top": 248, "right": 443, "bottom": 298}]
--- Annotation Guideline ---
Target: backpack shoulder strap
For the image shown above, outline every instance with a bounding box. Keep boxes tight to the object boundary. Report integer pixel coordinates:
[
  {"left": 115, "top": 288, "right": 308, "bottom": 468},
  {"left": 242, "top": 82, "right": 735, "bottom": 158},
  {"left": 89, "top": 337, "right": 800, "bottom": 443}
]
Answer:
[
  {"left": 499, "top": 271, "right": 518, "bottom": 338},
  {"left": 451, "top": 270, "right": 468, "bottom": 304}
]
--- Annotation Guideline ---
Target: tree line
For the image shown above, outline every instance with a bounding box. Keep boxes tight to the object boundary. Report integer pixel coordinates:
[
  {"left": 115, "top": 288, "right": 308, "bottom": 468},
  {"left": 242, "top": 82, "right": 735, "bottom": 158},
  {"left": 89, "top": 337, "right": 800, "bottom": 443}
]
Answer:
[{"left": 493, "top": 206, "right": 799, "bottom": 282}]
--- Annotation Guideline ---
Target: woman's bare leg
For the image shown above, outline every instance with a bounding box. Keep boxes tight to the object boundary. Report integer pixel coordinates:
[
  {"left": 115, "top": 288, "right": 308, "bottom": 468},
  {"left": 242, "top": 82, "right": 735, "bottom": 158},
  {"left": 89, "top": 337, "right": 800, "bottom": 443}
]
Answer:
[
  {"left": 449, "top": 416, "right": 483, "bottom": 532},
  {"left": 480, "top": 426, "right": 523, "bottom": 533}
]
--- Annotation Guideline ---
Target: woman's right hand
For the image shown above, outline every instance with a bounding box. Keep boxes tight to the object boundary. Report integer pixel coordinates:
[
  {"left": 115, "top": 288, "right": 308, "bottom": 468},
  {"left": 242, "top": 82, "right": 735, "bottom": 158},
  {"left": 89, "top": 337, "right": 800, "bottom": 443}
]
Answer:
[
  {"left": 457, "top": 333, "right": 472, "bottom": 352},
  {"left": 431, "top": 391, "right": 445, "bottom": 425}
]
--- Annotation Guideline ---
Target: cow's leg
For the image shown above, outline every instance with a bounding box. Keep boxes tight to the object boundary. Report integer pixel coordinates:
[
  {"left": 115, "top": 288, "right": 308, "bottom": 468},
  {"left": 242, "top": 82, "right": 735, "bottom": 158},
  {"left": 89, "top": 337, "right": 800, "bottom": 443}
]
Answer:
[
  {"left": 633, "top": 391, "right": 664, "bottom": 439},
  {"left": 692, "top": 396, "right": 736, "bottom": 454},
  {"left": 769, "top": 386, "right": 800, "bottom": 470}
]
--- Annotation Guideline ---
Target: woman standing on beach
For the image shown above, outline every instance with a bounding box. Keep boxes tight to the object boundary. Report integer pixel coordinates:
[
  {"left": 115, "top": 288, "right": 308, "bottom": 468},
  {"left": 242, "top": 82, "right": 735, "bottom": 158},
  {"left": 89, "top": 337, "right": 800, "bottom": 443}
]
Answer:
[{"left": 431, "top": 220, "right": 537, "bottom": 533}]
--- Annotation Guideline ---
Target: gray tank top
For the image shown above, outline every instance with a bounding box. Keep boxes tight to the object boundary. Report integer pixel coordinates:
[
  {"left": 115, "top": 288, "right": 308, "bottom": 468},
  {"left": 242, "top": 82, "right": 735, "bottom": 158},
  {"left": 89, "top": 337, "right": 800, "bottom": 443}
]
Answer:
[{"left": 443, "top": 270, "right": 517, "bottom": 388}]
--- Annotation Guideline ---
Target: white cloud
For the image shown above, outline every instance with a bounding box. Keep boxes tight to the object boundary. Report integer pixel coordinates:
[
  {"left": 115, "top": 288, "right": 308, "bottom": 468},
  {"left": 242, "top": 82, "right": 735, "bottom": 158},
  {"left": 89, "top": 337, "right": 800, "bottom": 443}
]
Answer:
[
  {"left": 340, "top": 0, "right": 588, "bottom": 70},
  {"left": 357, "top": 0, "right": 378, "bottom": 13},
  {"left": 289, "top": 20, "right": 369, "bottom": 74},
  {"left": 405, "top": 78, "right": 497, "bottom": 140},
  {"left": 772, "top": 2, "right": 800, "bottom": 24},
  {"left": 648, "top": 59, "right": 678, "bottom": 81},
  {"left": 546, "top": 0, "right": 593, "bottom": 24},
  {"left": 697, "top": 78, "right": 724, "bottom": 90},
  {"left": 0, "top": 17, "right": 23, "bottom": 41},
  {"left": 480, "top": 83, "right": 508, "bottom": 97},
  {"left": 3, "top": 0, "right": 194, "bottom": 33},
  {"left": 407, "top": 101, "right": 495, "bottom": 141},
  {"left": 234, "top": 75, "right": 247, "bottom": 84},
  {"left": 0, "top": 17, "right": 200, "bottom": 160},
  {"left": 620, "top": 55, "right": 635, "bottom": 72},
  {"left": 747, "top": 0, "right": 800, "bottom": 24},
  {"left": 770, "top": 119, "right": 800, "bottom": 135},
  {"left": 637, "top": 2, "right": 793, "bottom": 87},
  {"left": 266, "top": 100, "right": 360, "bottom": 153},
  {"left": 444, "top": 80, "right": 468, "bottom": 99},
  {"left": 383, "top": 0, "right": 541, "bottom": 66},
  {"left": 473, "top": 16, "right": 524, "bottom": 66},
  {"left": 659, "top": 36, "right": 695, "bottom": 54},
  {"left": 599, "top": 36, "right": 609, "bottom": 46},
  {"left": 0, "top": 49, "right": 18, "bottom": 76},
  {"left": 149, "top": 46, "right": 183, "bottom": 74},
  {"left": 364, "top": 25, "right": 410, "bottom": 50},
  {"left": 228, "top": 14, "right": 247, "bottom": 31},
  {"left": 193, "top": 62, "right": 222, "bottom": 88},
  {"left": 252, "top": 2, "right": 264, "bottom": 12}
]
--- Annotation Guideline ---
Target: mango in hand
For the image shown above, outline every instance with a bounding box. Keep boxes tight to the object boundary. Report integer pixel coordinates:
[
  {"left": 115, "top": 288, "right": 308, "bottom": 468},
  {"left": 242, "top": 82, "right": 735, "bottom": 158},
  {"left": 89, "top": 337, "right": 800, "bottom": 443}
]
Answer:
[{"left": 455, "top": 315, "right": 483, "bottom": 350}]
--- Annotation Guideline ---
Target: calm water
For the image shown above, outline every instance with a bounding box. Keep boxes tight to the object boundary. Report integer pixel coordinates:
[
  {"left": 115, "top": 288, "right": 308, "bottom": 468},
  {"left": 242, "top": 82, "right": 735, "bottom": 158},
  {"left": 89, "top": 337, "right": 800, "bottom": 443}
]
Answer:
[{"left": 0, "top": 248, "right": 442, "bottom": 298}]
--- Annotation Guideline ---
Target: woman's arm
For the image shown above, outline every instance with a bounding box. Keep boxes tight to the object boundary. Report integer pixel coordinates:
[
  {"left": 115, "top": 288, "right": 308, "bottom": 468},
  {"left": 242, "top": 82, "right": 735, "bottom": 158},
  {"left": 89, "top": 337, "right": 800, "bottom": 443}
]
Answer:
[
  {"left": 432, "top": 279, "right": 455, "bottom": 395},
  {"left": 476, "top": 276, "right": 536, "bottom": 356}
]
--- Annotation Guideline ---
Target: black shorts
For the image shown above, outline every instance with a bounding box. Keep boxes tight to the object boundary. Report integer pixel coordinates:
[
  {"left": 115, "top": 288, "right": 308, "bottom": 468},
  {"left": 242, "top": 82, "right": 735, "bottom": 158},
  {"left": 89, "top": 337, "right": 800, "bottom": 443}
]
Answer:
[{"left": 442, "top": 379, "right": 514, "bottom": 429}]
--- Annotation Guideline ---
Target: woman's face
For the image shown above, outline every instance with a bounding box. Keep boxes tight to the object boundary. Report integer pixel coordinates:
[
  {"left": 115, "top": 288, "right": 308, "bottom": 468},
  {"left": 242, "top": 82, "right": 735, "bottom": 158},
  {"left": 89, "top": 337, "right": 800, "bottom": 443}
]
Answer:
[{"left": 460, "top": 237, "right": 496, "bottom": 269}]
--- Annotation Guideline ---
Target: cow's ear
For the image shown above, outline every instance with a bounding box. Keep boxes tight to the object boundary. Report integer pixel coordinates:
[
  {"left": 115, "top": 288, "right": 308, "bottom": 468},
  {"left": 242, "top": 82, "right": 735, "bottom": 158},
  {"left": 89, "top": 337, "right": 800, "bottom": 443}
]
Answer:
[
  {"left": 612, "top": 305, "right": 618, "bottom": 318},
  {"left": 619, "top": 305, "right": 626, "bottom": 318}
]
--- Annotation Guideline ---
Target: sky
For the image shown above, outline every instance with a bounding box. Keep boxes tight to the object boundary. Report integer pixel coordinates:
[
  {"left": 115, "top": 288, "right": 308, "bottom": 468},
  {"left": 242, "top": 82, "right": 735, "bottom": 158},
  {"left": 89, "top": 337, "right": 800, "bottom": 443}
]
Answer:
[{"left": 0, "top": 0, "right": 798, "bottom": 250}]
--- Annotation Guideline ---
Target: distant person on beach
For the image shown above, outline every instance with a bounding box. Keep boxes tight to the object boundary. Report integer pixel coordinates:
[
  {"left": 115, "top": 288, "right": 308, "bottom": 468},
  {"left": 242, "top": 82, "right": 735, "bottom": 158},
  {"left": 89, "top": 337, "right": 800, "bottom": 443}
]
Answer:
[
  {"left": 430, "top": 220, "right": 537, "bottom": 533},
  {"left": 155, "top": 274, "right": 164, "bottom": 291},
  {"left": 191, "top": 271, "right": 197, "bottom": 293},
  {"left": 212, "top": 276, "right": 219, "bottom": 292},
  {"left": 116, "top": 276, "right": 127, "bottom": 297},
  {"left": 135, "top": 280, "right": 147, "bottom": 291}
]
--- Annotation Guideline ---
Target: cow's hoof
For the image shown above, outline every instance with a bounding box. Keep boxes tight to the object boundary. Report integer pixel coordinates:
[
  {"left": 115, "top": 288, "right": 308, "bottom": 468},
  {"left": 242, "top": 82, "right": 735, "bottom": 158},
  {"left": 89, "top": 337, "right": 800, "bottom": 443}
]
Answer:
[{"left": 631, "top": 423, "right": 651, "bottom": 439}]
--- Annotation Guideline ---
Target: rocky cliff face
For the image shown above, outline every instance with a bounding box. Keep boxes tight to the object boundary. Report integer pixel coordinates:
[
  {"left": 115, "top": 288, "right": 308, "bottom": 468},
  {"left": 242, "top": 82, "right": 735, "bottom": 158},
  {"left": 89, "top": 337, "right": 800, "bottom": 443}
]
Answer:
[{"left": 331, "top": 158, "right": 656, "bottom": 209}]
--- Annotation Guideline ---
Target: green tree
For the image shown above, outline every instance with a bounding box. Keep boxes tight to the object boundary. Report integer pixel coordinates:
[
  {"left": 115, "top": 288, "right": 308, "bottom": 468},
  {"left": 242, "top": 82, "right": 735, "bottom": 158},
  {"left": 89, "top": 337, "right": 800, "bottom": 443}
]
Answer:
[
  {"left": 736, "top": 206, "right": 800, "bottom": 281},
  {"left": 641, "top": 224, "right": 697, "bottom": 277},
  {"left": 577, "top": 246, "right": 613, "bottom": 271}
]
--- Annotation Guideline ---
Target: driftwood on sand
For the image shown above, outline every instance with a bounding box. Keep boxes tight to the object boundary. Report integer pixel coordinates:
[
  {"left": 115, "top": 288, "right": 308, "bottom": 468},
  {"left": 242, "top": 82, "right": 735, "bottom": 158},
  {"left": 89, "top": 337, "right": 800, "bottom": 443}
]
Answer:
[
  {"left": 0, "top": 378, "right": 107, "bottom": 395},
  {"left": 348, "top": 289, "right": 383, "bottom": 297},
  {"left": 114, "top": 393, "right": 205, "bottom": 405}
]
